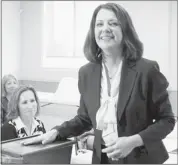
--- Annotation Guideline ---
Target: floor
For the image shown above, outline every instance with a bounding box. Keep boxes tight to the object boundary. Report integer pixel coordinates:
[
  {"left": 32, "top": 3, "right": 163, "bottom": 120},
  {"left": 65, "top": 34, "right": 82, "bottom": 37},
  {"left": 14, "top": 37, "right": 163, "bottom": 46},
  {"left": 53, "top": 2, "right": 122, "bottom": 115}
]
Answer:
[{"left": 38, "top": 103, "right": 177, "bottom": 164}]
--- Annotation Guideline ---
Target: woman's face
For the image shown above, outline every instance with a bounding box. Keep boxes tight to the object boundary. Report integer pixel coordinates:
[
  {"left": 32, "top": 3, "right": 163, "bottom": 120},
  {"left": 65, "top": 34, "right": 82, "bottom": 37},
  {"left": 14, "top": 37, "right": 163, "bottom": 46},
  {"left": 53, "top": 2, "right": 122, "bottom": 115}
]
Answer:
[
  {"left": 94, "top": 9, "right": 123, "bottom": 51},
  {"left": 5, "top": 78, "right": 18, "bottom": 95},
  {"left": 18, "top": 90, "right": 37, "bottom": 119}
]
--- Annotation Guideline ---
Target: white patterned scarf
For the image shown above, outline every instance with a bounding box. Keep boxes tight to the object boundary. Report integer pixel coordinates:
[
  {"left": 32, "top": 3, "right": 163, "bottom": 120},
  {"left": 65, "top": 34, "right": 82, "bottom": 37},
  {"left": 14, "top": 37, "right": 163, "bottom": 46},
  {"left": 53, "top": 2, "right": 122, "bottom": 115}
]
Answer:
[{"left": 96, "top": 60, "right": 123, "bottom": 144}]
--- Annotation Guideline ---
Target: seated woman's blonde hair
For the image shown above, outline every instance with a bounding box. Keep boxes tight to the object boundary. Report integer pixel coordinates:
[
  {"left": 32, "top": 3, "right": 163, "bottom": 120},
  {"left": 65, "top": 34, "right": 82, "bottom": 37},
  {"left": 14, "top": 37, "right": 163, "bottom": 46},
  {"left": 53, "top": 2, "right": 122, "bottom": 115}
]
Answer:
[{"left": 1, "top": 74, "right": 18, "bottom": 97}]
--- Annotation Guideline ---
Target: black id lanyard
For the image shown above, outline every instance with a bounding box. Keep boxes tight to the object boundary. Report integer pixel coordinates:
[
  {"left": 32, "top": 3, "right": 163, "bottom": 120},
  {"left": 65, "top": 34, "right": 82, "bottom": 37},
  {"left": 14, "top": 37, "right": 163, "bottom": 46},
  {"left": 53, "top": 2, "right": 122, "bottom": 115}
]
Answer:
[{"left": 103, "top": 63, "right": 112, "bottom": 96}]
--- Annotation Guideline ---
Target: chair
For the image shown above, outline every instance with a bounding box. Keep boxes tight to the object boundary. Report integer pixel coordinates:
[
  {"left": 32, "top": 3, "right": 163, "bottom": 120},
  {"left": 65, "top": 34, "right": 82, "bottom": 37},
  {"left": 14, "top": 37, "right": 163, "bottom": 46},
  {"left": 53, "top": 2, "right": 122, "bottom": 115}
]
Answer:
[{"left": 37, "top": 77, "right": 80, "bottom": 106}]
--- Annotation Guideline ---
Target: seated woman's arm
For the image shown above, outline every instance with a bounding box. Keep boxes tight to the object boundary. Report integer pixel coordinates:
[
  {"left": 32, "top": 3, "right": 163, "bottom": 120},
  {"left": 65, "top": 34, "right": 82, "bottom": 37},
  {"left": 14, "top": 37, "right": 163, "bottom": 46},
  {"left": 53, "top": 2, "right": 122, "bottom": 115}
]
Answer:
[{"left": 1, "top": 122, "right": 18, "bottom": 141}]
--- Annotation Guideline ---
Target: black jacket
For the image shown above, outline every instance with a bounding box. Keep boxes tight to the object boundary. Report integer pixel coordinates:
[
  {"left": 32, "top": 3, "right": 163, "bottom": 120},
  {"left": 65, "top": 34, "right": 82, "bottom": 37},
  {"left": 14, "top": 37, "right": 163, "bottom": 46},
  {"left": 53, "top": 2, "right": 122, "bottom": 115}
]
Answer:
[{"left": 53, "top": 57, "right": 175, "bottom": 164}]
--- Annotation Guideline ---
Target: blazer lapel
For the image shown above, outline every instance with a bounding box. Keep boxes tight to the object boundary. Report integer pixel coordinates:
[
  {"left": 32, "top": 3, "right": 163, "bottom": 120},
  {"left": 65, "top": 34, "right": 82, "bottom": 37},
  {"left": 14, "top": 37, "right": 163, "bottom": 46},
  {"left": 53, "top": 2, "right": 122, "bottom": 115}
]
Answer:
[
  {"left": 117, "top": 60, "right": 138, "bottom": 121},
  {"left": 89, "top": 63, "right": 101, "bottom": 125}
]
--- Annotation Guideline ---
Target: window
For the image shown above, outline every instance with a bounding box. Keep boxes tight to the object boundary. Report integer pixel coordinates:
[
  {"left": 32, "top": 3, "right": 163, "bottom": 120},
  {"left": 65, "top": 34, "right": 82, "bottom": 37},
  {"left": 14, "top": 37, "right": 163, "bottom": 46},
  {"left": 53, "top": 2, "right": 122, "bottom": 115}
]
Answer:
[{"left": 42, "top": 1, "right": 107, "bottom": 69}]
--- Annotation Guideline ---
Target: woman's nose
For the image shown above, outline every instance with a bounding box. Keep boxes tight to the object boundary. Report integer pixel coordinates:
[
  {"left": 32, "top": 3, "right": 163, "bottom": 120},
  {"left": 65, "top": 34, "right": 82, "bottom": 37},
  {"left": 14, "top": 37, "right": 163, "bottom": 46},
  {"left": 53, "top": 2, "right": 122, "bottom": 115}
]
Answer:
[
  {"left": 27, "top": 103, "right": 34, "bottom": 109},
  {"left": 102, "top": 23, "right": 111, "bottom": 32},
  {"left": 10, "top": 84, "right": 17, "bottom": 88}
]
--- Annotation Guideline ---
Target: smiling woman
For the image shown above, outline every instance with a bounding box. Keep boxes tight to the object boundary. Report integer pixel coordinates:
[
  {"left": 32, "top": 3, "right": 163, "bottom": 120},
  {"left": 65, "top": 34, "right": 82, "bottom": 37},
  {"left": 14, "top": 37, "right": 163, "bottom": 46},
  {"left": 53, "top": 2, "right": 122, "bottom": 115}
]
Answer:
[
  {"left": 21, "top": 2, "right": 175, "bottom": 164},
  {"left": 1, "top": 74, "right": 19, "bottom": 125},
  {"left": 1, "top": 85, "right": 46, "bottom": 141}
]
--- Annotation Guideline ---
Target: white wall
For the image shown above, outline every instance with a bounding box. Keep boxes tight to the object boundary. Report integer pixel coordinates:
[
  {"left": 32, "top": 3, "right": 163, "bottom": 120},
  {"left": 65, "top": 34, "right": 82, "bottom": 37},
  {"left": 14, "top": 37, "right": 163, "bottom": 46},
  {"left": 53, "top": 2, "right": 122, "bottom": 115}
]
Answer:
[
  {"left": 19, "top": 1, "right": 177, "bottom": 90},
  {"left": 2, "top": 1, "right": 21, "bottom": 78},
  {"left": 112, "top": 1, "right": 177, "bottom": 91},
  {"left": 169, "top": 1, "right": 177, "bottom": 91},
  {"left": 0, "top": 0, "right": 1, "bottom": 150},
  {"left": 20, "top": 1, "right": 78, "bottom": 82}
]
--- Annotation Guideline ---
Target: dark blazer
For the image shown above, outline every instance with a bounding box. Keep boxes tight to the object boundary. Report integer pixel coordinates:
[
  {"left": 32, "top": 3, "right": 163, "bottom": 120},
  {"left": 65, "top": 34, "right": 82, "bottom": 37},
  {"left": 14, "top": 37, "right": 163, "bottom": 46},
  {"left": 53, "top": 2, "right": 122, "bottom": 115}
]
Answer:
[{"left": 53, "top": 57, "right": 175, "bottom": 164}]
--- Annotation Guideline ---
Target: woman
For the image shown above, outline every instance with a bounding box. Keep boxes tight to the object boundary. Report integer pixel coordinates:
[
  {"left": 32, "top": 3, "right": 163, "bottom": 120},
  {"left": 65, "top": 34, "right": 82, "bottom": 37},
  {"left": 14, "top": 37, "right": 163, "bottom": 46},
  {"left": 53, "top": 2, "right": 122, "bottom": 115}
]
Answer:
[
  {"left": 1, "top": 74, "right": 19, "bottom": 125},
  {"left": 22, "top": 3, "right": 175, "bottom": 164},
  {"left": 1, "top": 85, "right": 46, "bottom": 141}
]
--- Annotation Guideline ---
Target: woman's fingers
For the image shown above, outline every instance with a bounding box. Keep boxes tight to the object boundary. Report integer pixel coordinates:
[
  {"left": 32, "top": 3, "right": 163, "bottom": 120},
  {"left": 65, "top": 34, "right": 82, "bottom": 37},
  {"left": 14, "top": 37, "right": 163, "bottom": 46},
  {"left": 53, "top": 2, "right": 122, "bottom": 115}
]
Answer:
[
  {"left": 105, "top": 140, "right": 116, "bottom": 147},
  {"left": 102, "top": 140, "right": 116, "bottom": 153},
  {"left": 42, "top": 138, "right": 52, "bottom": 145},
  {"left": 21, "top": 135, "right": 43, "bottom": 145},
  {"left": 111, "top": 157, "right": 119, "bottom": 161},
  {"left": 42, "top": 129, "right": 59, "bottom": 144},
  {"left": 102, "top": 145, "right": 115, "bottom": 153},
  {"left": 107, "top": 149, "right": 121, "bottom": 158},
  {"left": 21, "top": 129, "right": 58, "bottom": 146}
]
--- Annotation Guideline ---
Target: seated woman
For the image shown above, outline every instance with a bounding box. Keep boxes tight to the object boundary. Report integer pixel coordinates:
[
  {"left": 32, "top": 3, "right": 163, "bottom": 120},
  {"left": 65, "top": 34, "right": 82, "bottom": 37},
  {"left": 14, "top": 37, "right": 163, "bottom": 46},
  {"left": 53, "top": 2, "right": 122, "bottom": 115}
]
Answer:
[
  {"left": 1, "top": 85, "right": 46, "bottom": 141},
  {"left": 1, "top": 74, "right": 19, "bottom": 125}
]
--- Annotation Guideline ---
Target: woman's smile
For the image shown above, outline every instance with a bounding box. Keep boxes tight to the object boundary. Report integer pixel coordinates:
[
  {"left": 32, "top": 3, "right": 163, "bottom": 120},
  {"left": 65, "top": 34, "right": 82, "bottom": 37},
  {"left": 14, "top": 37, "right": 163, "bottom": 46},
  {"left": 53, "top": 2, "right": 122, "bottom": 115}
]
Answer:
[{"left": 101, "top": 36, "right": 114, "bottom": 40}]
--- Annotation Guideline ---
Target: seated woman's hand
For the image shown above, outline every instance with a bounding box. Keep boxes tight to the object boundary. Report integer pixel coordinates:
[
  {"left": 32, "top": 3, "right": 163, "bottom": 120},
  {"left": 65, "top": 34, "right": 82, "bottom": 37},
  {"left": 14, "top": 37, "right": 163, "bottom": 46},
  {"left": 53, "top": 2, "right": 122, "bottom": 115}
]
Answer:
[
  {"left": 21, "top": 129, "right": 59, "bottom": 145},
  {"left": 102, "top": 136, "right": 136, "bottom": 160}
]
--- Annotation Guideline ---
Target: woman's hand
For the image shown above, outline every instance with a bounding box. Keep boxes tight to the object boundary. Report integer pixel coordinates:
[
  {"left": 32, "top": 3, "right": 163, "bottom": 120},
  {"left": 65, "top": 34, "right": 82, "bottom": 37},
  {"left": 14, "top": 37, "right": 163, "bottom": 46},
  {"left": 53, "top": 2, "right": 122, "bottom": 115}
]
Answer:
[
  {"left": 21, "top": 129, "right": 59, "bottom": 145},
  {"left": 77, "top": 129, "right": 94, "bottom": 140},
  {"left": 77, "top": 129, "right": 94, "bottom": 150},
  {"left": 102, "top": 135, "right": 143, "bottom": 160}
]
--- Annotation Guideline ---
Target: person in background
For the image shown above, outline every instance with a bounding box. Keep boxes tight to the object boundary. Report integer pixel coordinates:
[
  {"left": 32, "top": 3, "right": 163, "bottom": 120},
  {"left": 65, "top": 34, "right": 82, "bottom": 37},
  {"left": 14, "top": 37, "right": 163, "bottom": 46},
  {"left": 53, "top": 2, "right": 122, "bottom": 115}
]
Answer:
[
  {"left": 22, "top": 2, "right": 175, "bottom": 164},
  {"left": 1, "top": 85, "right": 46, "bottom": 141},
  {"left": 1, "top": 74, "right": 19, "bottom": 125}
]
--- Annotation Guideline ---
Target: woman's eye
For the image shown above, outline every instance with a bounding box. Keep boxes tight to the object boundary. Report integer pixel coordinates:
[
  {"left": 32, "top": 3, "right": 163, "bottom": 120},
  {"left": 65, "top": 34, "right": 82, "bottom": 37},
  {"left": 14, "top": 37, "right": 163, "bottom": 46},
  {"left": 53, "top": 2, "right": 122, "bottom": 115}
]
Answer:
[
  {"left": 96, "top": 22, "right": 103, "bottom": 27},
  {"left": 31, "top": 99, "right": 35, "bottom": 103},
  {"left": 6, "top": 82, "right": 11, "bottom": 85},
  {"left": 22, "top": 101, "right": 27, "bottom": 104},
  {"left": 110, "top": 22, "right": 119, "bottom": 26}
]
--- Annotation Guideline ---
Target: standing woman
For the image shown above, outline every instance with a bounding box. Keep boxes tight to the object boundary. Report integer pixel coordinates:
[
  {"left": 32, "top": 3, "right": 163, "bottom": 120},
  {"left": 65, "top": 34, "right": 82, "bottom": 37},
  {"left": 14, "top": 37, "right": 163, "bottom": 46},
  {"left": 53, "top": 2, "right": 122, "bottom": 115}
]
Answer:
[
  {"left": 1, "top": 85, "right": 46, "bottom": 141},
  {"left": 22, "top": 3, "right": 175, "bottom": 164},
  {"left": 1, "top": 74, "right": 19, "bottom": 125}
]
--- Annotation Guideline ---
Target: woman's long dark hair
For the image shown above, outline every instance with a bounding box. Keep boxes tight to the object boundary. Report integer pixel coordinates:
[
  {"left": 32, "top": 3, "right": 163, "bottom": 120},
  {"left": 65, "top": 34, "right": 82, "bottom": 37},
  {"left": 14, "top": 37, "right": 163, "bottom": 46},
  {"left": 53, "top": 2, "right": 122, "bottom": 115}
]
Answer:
[{"left": 83, "top": 3, "right": 143, "bottom": 63}]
